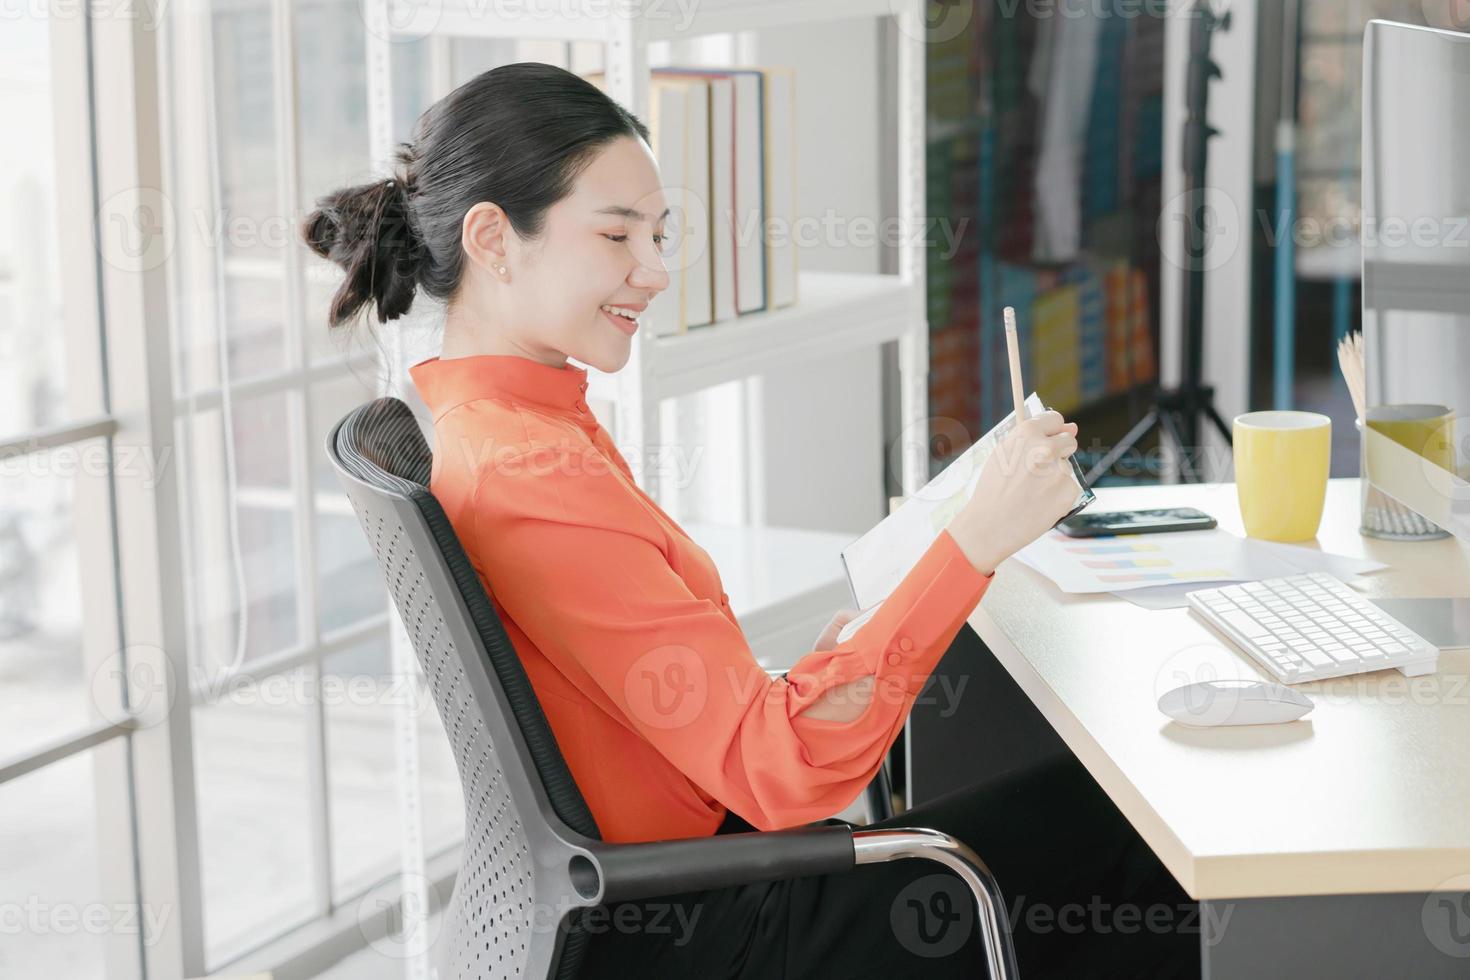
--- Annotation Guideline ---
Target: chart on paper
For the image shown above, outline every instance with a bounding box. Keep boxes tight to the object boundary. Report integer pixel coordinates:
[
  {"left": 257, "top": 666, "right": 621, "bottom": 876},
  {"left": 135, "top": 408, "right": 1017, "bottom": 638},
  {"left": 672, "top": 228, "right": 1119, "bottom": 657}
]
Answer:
[
  {"left": 1053, "top": 536, "right": 1232, "bottom": 585},
  {"left": 1013, "top": 527, "right": 1308, "bottom": 594}
]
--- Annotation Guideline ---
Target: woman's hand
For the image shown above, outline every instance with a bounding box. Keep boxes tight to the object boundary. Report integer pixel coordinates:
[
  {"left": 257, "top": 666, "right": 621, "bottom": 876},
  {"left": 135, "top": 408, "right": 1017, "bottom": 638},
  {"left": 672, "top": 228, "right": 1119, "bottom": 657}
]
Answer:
[
  {"left": 947, "top": 410, "right": 1081, "bottom": 576},
  {"left": 813, "top": 608, "right": 861, "bottom": 652}
]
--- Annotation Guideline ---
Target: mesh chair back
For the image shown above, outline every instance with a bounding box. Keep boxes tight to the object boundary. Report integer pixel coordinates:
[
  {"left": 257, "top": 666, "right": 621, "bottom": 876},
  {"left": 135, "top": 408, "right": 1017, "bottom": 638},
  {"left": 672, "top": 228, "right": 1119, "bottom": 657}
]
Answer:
[{"left": 327, "top": 397, "right": 602, "bottom": 980}]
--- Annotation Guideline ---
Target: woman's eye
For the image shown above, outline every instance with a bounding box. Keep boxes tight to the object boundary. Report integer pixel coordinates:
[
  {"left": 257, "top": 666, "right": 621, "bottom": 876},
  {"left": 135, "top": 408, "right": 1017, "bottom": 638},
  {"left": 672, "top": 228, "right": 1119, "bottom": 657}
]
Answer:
[{"left": 604, "top": 233, "right": 666, "bottom": 246}]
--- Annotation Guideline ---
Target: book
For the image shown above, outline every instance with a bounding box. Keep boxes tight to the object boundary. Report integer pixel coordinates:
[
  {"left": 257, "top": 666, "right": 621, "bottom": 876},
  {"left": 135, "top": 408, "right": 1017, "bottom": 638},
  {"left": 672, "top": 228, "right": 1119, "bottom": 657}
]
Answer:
[
  {"left": 652, "top": 70, "right": 736, "bottom": 324},
  {"left": 659, "top": 68, "right": 768, "bottom": 315}
]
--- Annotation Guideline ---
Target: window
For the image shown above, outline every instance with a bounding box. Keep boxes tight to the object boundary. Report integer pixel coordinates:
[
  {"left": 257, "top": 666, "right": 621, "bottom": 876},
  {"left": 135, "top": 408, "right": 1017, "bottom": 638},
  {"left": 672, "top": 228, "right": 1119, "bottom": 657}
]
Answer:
[{"left": 1, "top": 9, "right": 141, "bottom": 980}]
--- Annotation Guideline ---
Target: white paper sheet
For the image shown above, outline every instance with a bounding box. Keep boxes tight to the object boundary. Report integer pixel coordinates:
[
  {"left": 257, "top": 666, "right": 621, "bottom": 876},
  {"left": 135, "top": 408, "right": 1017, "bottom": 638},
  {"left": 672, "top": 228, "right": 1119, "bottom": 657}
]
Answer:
[
  {"left": 1013, "top": 527, "right": 1315, "bottom": 595},
  {"left": 840, "top": 393, "right": 1089, "bottom": 612},
  {"left": 1109, "top": 541, "right": 1389, "bottom": 609}
]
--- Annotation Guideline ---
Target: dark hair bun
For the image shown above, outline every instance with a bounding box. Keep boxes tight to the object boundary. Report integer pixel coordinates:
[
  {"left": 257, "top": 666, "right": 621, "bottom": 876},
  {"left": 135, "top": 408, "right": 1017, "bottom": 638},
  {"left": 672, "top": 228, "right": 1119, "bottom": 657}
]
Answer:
[{"left": 302, "top": 145, "right": 427, "bottom": 328}]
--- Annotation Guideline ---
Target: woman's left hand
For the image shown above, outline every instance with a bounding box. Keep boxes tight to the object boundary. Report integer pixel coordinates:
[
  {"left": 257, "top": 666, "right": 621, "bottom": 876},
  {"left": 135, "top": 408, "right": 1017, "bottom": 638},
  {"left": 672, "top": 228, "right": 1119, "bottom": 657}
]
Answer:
[{"left": 813, "top": 609, "right": 861, "bottom": 652}]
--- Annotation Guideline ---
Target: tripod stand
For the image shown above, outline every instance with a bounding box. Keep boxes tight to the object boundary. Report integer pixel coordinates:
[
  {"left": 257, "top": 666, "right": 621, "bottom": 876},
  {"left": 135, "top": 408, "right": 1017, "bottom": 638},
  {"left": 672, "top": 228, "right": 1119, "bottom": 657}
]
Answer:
[{"left": 1085, "top": 0, "right": 1235, "bottom": 486}]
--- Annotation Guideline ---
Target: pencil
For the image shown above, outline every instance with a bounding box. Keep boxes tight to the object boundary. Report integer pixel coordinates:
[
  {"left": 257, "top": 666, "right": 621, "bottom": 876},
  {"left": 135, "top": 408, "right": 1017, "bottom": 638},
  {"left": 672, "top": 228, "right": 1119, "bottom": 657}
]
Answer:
[{"left": 1003, "top": 306, "right": 1027, "bottom": 421}]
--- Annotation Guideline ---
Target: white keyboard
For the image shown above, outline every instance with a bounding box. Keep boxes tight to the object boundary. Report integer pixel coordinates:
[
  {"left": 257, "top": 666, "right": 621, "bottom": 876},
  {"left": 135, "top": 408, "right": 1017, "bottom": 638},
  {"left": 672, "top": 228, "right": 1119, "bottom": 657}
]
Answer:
[{"left": 1186, "top": 573, "right": 1439, "bottom": 684}]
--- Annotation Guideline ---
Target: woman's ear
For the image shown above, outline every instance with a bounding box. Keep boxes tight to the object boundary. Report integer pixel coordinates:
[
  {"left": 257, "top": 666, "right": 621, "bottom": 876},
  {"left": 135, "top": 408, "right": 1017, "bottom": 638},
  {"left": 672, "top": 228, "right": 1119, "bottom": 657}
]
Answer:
[{"left": 462, "top": 201, "right": 511, "bottom": 279}]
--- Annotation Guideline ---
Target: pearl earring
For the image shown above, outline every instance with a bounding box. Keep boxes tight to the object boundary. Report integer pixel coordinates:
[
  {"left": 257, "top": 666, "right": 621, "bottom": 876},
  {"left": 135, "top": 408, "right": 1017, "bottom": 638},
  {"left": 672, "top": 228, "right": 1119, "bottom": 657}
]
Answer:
[{"left": 497, "top": 265, "right": 507, "bottom": 275}]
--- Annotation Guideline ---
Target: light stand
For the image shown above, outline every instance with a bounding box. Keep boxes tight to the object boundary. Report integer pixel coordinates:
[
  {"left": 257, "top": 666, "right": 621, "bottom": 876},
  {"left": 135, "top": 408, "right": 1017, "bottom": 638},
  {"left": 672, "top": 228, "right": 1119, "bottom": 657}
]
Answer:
[{"left": 1086, "top": 0, "right": 1235, "bottom": 485}]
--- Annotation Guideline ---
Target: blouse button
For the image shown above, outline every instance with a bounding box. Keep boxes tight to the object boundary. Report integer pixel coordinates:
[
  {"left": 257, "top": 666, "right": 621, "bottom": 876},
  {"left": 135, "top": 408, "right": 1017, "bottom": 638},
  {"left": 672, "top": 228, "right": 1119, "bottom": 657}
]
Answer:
[
  {"left": 898, "top": 637, "right": 914, "bottom": 652},
  {"left": 886, "top": 652, "right": 903, "bottom": 666}
]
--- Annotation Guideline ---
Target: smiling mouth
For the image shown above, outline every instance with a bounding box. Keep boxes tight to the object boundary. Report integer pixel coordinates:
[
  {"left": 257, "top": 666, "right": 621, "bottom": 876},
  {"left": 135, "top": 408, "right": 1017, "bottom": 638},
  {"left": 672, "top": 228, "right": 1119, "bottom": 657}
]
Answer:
[{"left": 600, "top": 304, "right": 640, "bottom": 335}]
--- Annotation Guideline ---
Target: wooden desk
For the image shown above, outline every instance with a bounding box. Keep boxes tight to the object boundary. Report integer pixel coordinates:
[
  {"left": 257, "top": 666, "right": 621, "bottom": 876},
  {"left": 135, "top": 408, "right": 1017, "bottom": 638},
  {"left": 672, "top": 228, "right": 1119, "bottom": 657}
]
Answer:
[{"left": 948, "top": 478, "right": 1470, "bottom": 975}]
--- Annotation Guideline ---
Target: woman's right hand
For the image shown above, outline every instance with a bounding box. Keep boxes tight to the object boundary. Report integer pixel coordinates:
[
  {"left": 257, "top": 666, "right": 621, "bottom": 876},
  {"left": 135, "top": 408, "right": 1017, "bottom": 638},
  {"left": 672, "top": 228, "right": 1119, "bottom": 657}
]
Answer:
[{"left": 947, "top": 410, "right": 1081, "bottom": 576}]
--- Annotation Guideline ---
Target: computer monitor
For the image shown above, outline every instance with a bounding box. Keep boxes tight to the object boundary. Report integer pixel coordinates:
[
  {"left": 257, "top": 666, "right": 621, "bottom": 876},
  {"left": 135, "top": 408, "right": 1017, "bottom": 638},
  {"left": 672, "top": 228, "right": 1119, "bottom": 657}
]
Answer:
[{"left": 1361, "top": 20, "right": 1470, "bottom": 544}]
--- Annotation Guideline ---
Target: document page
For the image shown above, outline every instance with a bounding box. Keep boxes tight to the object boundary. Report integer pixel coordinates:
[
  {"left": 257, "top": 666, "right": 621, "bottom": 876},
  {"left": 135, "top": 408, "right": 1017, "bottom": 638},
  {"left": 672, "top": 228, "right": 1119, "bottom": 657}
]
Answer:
[{"left": 838, "top": 392, "right": 1090, "bottom": 636}]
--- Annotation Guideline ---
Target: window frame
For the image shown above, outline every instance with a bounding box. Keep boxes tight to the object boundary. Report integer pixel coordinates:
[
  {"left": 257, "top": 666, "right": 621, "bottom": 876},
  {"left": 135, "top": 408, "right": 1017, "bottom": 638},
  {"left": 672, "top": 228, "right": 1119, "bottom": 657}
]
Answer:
[{"left": 2, "top": 4, "right": 429, "bottom": 976}]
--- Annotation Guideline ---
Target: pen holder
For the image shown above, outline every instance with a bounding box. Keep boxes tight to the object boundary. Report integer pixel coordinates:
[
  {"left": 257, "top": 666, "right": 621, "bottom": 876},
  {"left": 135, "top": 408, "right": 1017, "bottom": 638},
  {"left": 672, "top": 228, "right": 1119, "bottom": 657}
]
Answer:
[{"left": 1356, "top": 417, "right": 1450, "bottom": 540}]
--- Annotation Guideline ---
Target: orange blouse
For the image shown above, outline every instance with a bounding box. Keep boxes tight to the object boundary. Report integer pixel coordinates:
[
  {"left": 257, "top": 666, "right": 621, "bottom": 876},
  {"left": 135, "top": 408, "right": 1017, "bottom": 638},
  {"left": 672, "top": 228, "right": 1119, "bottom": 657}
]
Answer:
[{"left": 408, "top": 353, "right": 995, "bottom": 843}]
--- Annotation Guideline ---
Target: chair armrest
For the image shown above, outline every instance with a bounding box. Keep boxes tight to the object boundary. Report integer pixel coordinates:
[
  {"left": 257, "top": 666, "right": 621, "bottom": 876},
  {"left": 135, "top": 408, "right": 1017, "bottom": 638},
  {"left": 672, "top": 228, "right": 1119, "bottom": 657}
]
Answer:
[{"left": 591, "top": 824, "right": 855, "bottom": 903}]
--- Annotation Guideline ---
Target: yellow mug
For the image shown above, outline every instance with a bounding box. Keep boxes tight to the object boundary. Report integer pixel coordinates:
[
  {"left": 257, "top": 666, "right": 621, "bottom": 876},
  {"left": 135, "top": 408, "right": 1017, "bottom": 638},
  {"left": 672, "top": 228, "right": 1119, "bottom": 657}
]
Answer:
[{"left": 1233, "top": 410, "right": 1332, "bottom": 542}]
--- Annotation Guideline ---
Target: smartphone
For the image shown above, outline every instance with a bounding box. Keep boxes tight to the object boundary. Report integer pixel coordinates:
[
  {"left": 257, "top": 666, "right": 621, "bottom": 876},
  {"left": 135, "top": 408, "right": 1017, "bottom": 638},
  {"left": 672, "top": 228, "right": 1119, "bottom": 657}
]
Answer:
[
  {"left": 1056, "top": 455, "right": 1097, "bottom": 525},
  {"left": 1057, "top": 507, "right": 1216, "bottom": 538}
]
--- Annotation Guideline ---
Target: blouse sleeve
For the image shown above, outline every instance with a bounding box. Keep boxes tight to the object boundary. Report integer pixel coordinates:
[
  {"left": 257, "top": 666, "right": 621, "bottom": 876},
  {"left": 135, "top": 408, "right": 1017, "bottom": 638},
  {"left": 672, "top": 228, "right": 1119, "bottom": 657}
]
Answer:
[{"left": 470, "top": 446, "right": 995, "bottom": 831}]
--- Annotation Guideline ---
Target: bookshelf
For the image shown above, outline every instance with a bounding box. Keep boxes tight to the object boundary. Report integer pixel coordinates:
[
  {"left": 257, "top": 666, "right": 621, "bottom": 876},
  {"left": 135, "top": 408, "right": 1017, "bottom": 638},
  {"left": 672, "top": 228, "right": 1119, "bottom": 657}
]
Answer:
[{"left": 365, "top": 0, "right": 930, "bottom": 664}]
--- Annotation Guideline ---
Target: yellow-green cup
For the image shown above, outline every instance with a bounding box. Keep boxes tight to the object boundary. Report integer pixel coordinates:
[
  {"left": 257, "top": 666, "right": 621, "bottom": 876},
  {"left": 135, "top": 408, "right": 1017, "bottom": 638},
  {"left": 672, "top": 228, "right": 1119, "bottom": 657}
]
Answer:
[{"left": 1233, "top": 410, "right": 1332, "bottom": 542}]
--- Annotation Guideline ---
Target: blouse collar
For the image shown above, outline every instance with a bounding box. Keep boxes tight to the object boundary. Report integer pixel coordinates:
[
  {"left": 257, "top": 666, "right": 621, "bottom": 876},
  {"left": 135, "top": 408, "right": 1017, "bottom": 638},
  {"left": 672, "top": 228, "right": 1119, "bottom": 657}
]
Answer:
[{"left": 409, "top": 354, "right": 590, "bottom": 421}]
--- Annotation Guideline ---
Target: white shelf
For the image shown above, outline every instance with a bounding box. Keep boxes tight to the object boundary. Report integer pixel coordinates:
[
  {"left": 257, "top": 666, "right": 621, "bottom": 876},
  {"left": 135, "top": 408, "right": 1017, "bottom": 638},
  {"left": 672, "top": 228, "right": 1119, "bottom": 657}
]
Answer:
[
  {"left": 683, "top": 521, "right": 857, "bottom": 670},
  {"left": 389, "top": 0, "right": 900, "bottom": 43},
  {"left": 587, "top": 270, "right": 917, "bottom": 402}
]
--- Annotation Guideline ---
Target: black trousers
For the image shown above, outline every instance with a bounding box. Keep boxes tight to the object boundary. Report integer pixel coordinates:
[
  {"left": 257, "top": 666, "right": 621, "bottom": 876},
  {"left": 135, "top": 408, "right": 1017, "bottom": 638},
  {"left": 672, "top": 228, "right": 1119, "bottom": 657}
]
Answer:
[{"left": 577, "top": 754, "right": 1200, "bottom": 979}]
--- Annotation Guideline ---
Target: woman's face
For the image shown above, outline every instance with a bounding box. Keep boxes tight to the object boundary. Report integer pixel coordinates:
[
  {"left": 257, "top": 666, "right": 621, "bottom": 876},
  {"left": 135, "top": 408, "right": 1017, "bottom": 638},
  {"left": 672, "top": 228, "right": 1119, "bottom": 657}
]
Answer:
[{"left": 494, "top": 135, "right": 671, "bottom": 373}]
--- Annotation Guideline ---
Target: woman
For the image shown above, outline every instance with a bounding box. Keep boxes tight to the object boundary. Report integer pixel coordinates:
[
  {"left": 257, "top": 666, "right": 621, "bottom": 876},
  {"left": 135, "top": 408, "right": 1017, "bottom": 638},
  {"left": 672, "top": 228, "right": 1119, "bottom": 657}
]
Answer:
[{"left": 304, "top": 63, "right": 1196, "bottom": 978}]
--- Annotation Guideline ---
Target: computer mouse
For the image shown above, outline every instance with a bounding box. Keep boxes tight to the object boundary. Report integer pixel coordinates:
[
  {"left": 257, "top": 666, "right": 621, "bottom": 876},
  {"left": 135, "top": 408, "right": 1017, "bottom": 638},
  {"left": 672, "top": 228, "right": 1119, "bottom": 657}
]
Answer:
[{"left": 1157, "top": 679, "right": 1313, "bottom": 727}]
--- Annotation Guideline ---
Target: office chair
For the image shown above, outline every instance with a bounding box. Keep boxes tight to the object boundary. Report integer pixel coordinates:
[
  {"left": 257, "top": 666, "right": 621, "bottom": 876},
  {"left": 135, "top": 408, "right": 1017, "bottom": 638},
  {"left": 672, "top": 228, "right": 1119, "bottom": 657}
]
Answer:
[{"left": 325, "top": 397, "right": 1018, "bottom": 980}]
